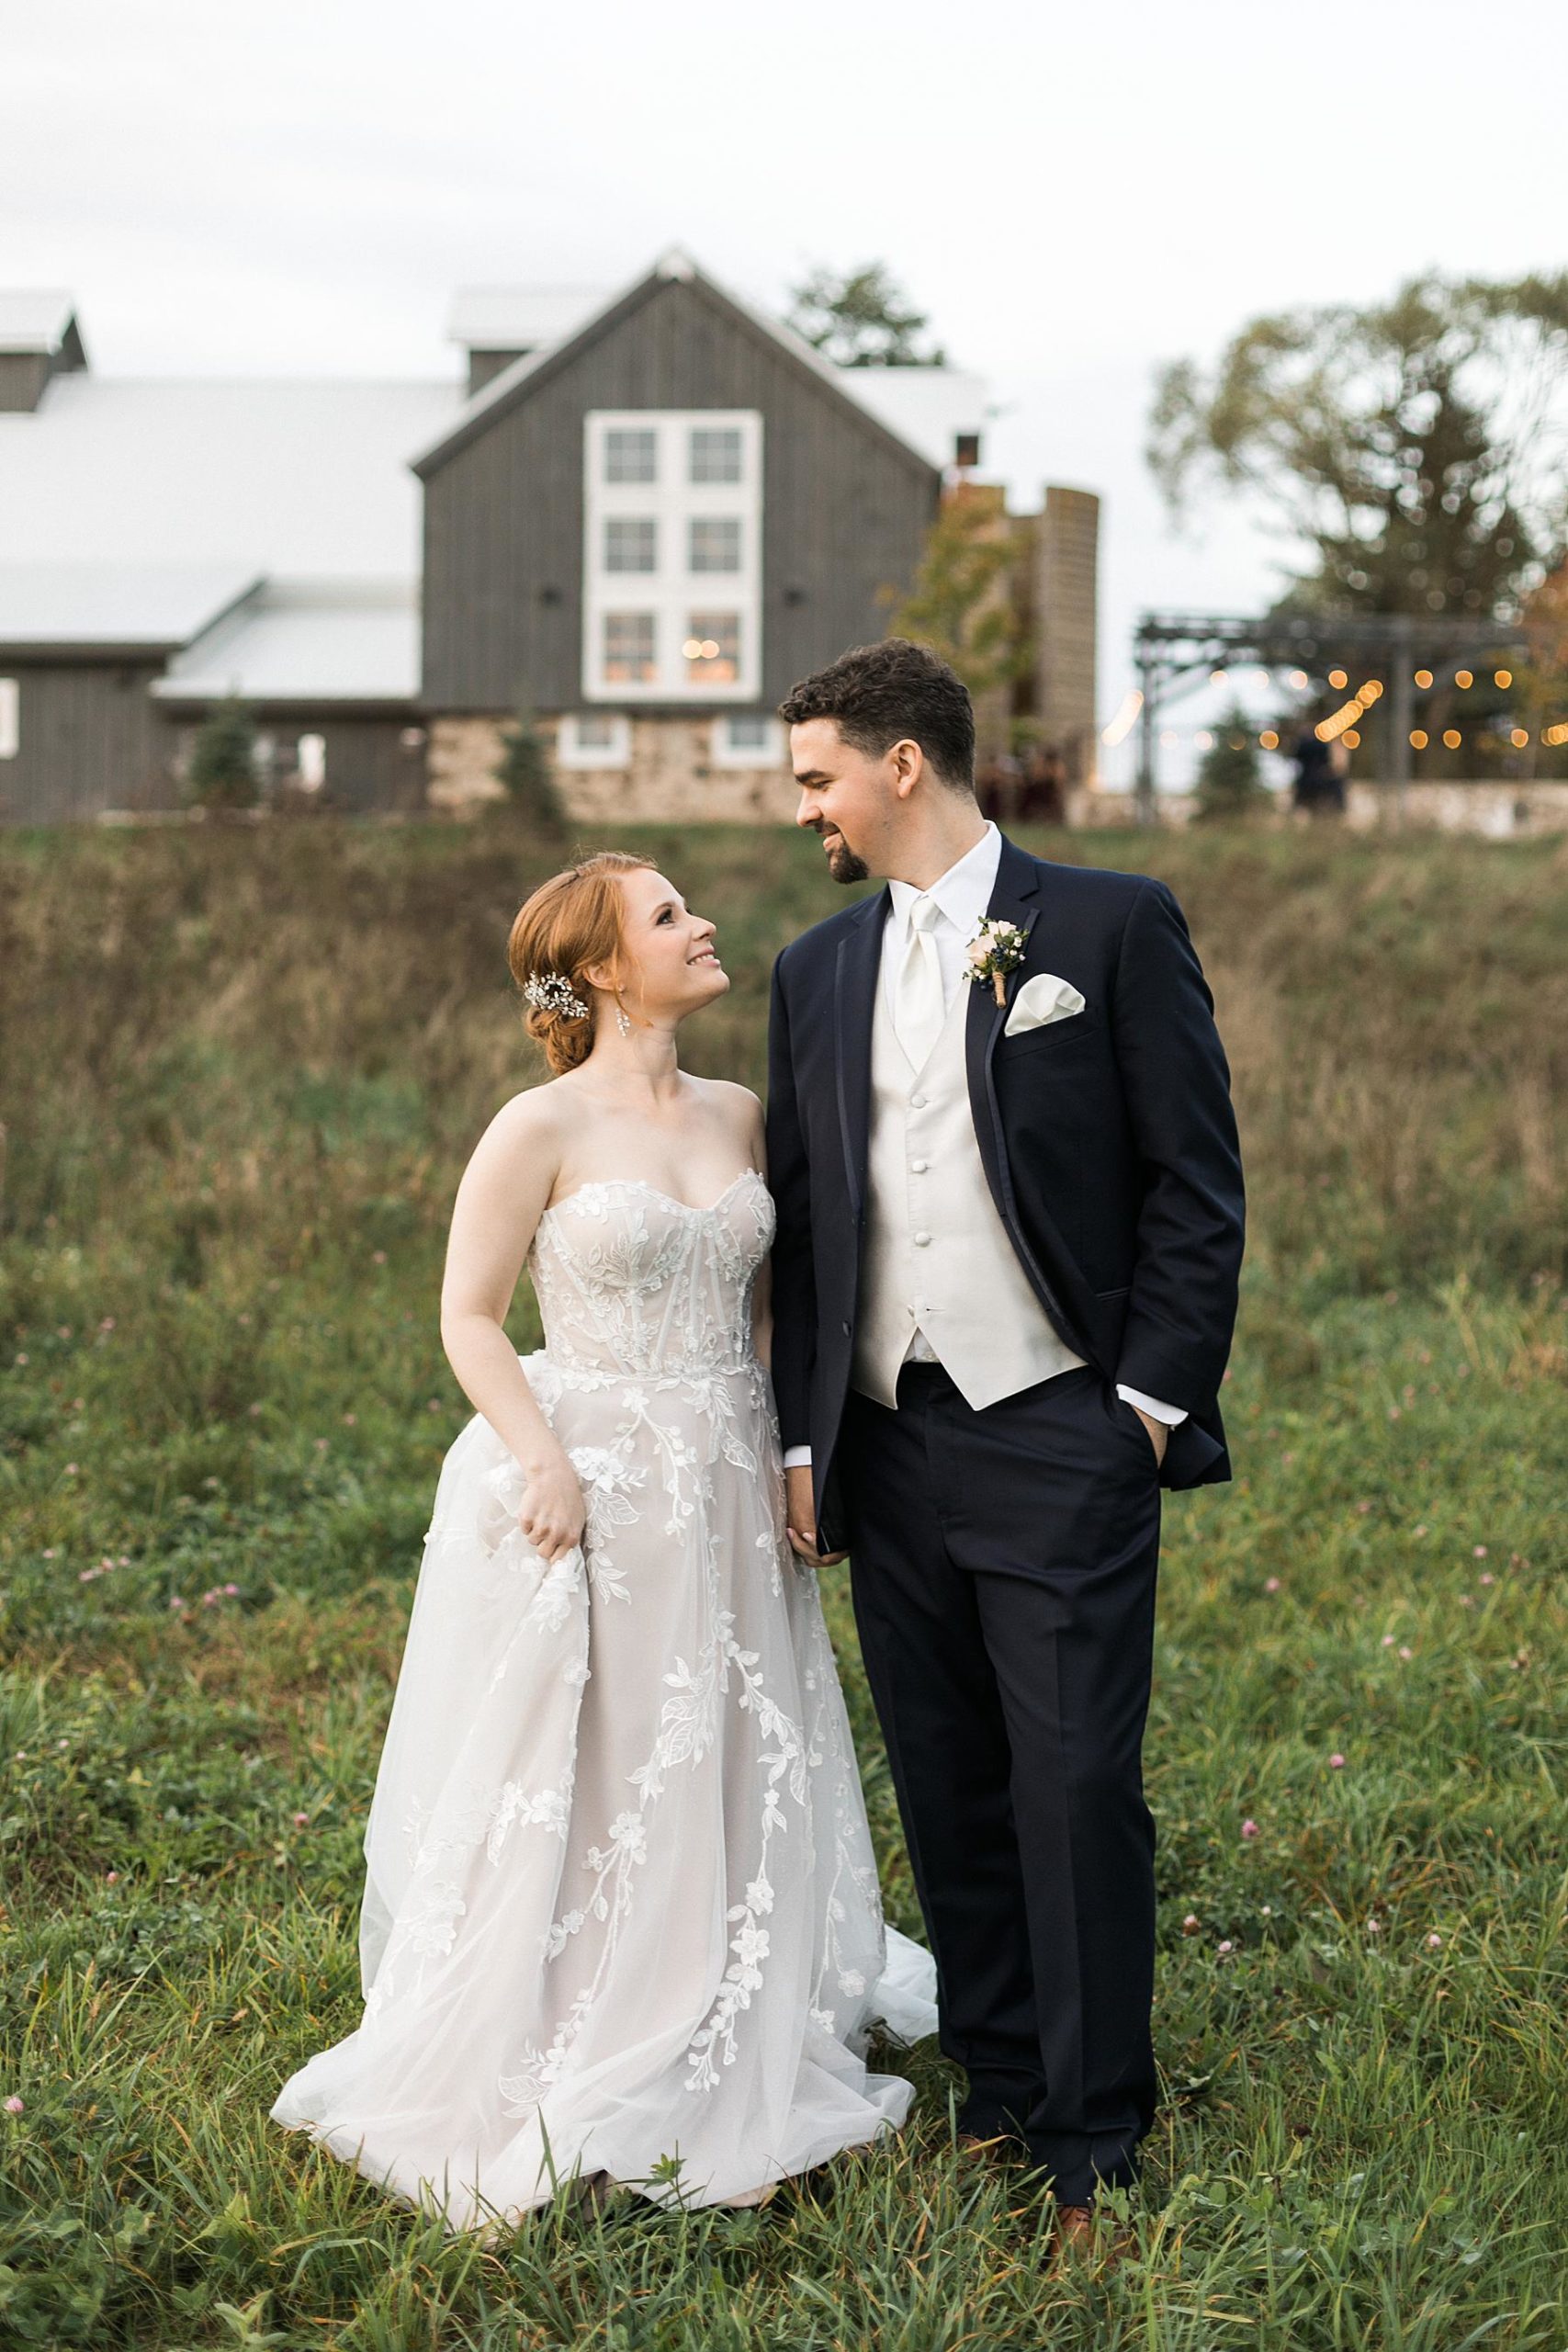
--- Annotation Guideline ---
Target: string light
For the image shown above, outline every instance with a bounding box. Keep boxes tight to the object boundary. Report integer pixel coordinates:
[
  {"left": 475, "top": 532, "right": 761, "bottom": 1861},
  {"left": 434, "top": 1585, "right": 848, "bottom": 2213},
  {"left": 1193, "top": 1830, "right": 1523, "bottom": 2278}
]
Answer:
[
  {"left": 1415, "top": 668, "right": 1433, "bottom": 688},
  {"left": 1409, "top": 729, "right": 1428, "bottom": 750},
  {"left": 1328, "top": 668, "right": 1348, "bottom": 689},
  {"left": 1193, "top": 729, "right": 1213, "bottom": 750},
  {"left": 1289, "top": 669, "right": 1309, "bottom": 688},
  {"left": 1343, "top": 729, "right": 1361, "bottom": 749},
  {"left": 1543, "top": 720, "right": 1568, "bottom": 747},
  {"left": 1455, "top": 669, "right": 1473, "bottom": 689},
  {"left": 1510, "top": 727, "right": 1529, "bottom": 748},
  {"left": 1360, "top": 680, "right": 1384, "bottom": 702},
  {"left": 1209, "top": 668, "right": 1229, "bottom": 684},
  {"left": 1442, "top": 729, "right": 1461, "bottom": 749},
  {"left": 1495, "top": 670, "right": 1513, "bottom": 689},
  {"left": 1259, "top": 729, "right": 1280, "bottom": 750},
  {"left": 1316, "top": 699, "right": 1361, "bottom": 742},
  {"left": 1100, "top": 688, "right": 1143, "bottom": 747}
]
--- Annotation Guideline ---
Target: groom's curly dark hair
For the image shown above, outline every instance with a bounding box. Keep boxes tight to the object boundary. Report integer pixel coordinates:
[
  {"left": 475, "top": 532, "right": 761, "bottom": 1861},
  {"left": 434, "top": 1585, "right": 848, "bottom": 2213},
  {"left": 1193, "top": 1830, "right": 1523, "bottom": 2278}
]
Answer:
[{"left": 777, "top": 638, "right": 976, "bottom": 792}]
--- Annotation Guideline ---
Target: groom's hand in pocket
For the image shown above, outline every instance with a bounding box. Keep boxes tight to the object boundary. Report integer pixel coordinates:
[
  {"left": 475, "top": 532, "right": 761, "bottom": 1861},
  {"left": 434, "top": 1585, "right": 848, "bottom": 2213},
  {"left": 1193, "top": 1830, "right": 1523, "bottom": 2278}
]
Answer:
[
  {"left": 785, "top": 1465, "right": 848, "bottom": 1565},
  {"left": 1130, "top": 1405, "right": 1169, "bottom": 1467}
]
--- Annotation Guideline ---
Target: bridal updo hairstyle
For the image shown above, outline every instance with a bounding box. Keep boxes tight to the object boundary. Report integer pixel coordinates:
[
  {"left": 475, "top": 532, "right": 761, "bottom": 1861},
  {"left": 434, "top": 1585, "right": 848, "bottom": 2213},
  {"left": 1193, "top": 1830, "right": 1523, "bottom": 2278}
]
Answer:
[{"left": 507, "top": 850, "right": 656, "bottom": 1075}]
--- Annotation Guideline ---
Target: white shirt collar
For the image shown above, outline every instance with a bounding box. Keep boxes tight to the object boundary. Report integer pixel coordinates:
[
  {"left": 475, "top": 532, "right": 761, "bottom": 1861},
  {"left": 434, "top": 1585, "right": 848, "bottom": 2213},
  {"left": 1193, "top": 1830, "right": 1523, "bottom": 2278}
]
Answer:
[{"left": 886, "top": 820, "right": 1002, "bottom": 938}]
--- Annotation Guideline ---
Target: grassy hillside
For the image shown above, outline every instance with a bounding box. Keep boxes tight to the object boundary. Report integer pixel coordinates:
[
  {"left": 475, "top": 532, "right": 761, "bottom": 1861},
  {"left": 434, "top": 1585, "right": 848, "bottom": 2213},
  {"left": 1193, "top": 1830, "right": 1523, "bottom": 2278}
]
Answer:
[{"left": 1, "top": 814, "right": 1565, "bottom": 2347}]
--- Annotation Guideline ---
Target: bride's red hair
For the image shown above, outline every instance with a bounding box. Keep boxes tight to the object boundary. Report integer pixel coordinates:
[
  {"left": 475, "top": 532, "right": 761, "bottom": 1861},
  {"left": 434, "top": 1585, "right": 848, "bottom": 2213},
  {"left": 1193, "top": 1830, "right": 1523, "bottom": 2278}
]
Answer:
[{"left": 506, "top": 850, "right": 656, "bottom": 1075}]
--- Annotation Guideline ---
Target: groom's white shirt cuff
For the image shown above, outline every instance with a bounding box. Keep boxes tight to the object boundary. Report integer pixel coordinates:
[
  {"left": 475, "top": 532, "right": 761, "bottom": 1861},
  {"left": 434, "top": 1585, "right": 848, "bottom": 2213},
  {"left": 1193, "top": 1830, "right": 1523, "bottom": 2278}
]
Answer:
[
  {"left": 1113, "top": 1385, "right": 1189, "bottom": 1427},
  {"left": 782, "top": 1384, "right": 1187, "bottom": 1470}
]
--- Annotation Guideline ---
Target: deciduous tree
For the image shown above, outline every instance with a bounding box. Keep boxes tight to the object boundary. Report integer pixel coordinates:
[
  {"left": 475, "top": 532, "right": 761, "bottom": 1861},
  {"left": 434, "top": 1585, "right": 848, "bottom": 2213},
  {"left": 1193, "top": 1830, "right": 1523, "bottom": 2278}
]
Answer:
[{"left": 1148, "top": 273, "right": 1568, "bottom": 622}]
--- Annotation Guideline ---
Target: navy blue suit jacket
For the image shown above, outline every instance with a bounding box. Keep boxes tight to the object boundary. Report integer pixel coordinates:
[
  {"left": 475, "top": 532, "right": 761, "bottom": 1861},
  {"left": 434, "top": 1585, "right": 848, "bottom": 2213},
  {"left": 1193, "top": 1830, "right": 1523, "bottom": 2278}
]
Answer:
[{"left": 765, "top": 834, "right": 1246, "bottom": 1552}]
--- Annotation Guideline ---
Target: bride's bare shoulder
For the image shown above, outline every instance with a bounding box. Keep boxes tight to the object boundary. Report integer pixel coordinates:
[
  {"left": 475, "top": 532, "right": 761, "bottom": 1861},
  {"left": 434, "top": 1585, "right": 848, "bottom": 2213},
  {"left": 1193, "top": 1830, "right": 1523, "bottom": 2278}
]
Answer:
[
  {"left": 471, "top": 1076, "right": 576, "bottom": 1163},
  {"left": 690, "top": 1075, "right": 765, "bottom": 1151}
]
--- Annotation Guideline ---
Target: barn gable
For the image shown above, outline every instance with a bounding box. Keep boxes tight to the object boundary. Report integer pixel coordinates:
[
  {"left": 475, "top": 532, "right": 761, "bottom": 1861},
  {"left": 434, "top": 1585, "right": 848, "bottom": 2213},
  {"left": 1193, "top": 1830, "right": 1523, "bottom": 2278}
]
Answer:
[{"left": 412, "top": 249, "right": 944, "bottom": 716}]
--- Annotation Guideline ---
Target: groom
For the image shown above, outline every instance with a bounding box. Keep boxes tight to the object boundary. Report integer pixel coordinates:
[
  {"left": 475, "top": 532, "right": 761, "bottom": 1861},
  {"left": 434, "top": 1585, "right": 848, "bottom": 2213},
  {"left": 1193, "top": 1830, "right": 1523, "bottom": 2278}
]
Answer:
[{"left": 765, "top": 639, "right": 1245, "bottom": 2227}]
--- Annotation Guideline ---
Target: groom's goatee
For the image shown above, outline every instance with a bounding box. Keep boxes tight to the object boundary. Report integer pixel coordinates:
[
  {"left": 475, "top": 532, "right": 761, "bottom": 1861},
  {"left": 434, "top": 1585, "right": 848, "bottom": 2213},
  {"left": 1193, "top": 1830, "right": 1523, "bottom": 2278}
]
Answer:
[{"left": 822, "top": 831, "right": 870, "bottom": 885}]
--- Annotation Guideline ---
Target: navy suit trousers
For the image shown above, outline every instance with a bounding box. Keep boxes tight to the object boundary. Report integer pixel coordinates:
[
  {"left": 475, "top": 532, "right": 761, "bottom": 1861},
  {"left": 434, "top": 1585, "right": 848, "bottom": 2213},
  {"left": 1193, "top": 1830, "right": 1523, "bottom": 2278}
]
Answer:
[{"left": 836, "top": 1358, "right": 1164, "bottom": 2205}]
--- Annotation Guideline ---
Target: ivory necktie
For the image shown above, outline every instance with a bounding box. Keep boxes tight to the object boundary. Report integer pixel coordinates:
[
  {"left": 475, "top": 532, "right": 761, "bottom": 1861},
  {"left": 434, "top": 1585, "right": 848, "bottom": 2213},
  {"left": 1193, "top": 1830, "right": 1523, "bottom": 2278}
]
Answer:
[{"left": 892, "top": 893, "right": 945, "bottom": 1070}]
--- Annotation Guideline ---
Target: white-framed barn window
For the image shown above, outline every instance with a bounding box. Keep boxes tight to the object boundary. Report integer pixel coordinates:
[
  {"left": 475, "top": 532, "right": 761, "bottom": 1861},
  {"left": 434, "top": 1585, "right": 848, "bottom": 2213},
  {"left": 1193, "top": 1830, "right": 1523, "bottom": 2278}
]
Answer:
[
  {"left": 711, "top": 712, "right": 784, "bottom": 767},
  {"left": 582, "top": 410, "right": 761, "bottom": 700},
  {"left": 682, "top": 612, "right": 741, "bottom": 685},
  {"left": 604, "top": 516, "right": 657, "bottom": 572},
  {"left": 0, "top": 679, "right": 17, "bottom": 760},
  {"left": 689, "top": 515, "right": 741, "bottom": 573},
  {"left": 690, "top": 426, "right": 742, "bottom": 483},
  {"left": 297, "top": 732, "right": 327, "bottom": 789},
  {"left": 604, "top": 427, "right": 657, "bottom": 483},
  {"left": 558, "top": 711, "right": 632, "bottom": 768},
  {"left": 602, "top": 613, "right": 657, "bottom": 684}
]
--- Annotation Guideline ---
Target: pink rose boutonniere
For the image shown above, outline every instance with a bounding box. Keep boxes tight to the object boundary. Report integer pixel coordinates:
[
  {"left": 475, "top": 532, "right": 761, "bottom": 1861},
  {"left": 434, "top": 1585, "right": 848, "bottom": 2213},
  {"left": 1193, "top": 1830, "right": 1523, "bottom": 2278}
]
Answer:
[{"left": 964, "top": 917, "right": 1029, "bottom": 1006}]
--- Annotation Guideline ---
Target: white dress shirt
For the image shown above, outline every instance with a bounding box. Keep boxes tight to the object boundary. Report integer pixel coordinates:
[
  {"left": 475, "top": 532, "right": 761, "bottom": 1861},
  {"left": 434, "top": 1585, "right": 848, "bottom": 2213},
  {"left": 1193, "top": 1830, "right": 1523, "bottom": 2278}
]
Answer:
[{"left": 781, "top": 820, "right": 1186, "bottom": 1466}]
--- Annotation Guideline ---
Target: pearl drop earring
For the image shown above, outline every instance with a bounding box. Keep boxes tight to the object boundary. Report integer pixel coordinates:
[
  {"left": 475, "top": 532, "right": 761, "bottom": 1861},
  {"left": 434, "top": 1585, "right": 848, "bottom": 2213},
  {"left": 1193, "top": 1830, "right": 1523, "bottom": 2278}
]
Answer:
[{"left": 615, "top": 1005, "right": 631, "bottom": 1038}]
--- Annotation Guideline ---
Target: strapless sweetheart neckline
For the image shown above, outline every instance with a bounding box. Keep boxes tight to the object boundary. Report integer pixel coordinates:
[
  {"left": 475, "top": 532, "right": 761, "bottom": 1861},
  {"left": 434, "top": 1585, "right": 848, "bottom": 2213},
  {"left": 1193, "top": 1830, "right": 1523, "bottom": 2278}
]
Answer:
[{"left": 539, "top": 1169, "right": 766, "bottom": 1225}]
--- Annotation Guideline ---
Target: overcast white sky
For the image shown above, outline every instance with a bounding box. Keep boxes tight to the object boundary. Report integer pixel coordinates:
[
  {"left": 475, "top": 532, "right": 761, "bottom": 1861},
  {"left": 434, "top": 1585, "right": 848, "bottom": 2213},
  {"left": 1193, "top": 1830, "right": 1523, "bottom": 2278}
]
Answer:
[{"left": 6, "top": 0, "right": 1567, "bottom": 781}]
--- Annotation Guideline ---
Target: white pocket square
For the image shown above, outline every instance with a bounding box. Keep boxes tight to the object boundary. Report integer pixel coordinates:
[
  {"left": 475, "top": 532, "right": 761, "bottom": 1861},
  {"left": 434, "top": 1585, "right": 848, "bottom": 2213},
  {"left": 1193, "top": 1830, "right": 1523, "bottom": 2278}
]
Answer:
[{"left": 1003, "top": 971, "right": 1087, "bottom": 1036}]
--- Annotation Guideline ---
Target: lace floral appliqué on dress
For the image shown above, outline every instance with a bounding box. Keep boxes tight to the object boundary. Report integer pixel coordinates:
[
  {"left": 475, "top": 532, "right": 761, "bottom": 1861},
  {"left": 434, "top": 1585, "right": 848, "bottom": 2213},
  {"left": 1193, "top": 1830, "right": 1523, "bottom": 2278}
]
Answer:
[{"left": 268, "top": 1171, "right": 937, "bottom": 2229}]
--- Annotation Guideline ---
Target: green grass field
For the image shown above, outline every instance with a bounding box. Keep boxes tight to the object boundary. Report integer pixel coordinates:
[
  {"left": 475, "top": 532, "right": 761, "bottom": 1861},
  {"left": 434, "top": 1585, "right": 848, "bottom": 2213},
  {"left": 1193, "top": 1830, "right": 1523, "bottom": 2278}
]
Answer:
[{"left": 1, "top": 813, "right": 1565, "bottom": 2348}]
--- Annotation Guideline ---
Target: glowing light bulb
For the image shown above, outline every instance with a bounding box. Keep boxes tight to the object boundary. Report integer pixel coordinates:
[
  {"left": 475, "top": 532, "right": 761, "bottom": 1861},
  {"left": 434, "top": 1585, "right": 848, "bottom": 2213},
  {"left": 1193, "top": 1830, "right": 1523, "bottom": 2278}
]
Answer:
[
  {"left": 1409, "top": 729, "right": 1428, "bottom": 750},
  {"left": 1442, "top": 729, "right": 1461, "bottom": 750},
  {"left": 1414, "top": 668, "right": 1433, "bottom": 689},
  {"left": 1495, "top": 669, "right": 1513, "bottom": 689},
  {"left": 1455, "top": 669, "right": 1473, "bottom": 689},
  {"left": 1343, "top": 729, "right": 1361, "bottom": 749},
  {"left": 1328, "top": 668, "right": 1348, "bottom": 689},
  {"left": 1289, "top": 669, "right": 1309, "bottom": 688},
  {"left": 1210, "top": 668, "right": 1228, "bottom": 684},
  {"left": 1259, "top": 729, "right": 1279, "bottom": 750},
  {"left": 1100, "top": 689, "right": 1143, "bottom": 747},
  {"left": 1510, "top": 726, "right": 1529, "bottom": 748}
]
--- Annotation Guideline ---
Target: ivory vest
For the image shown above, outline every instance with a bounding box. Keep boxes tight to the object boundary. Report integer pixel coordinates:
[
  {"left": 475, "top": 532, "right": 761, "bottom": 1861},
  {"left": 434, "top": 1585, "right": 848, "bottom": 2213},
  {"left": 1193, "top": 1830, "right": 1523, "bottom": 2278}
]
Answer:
[{"left": 850, "top": 953, "right": 1088, "bottom": 1411}]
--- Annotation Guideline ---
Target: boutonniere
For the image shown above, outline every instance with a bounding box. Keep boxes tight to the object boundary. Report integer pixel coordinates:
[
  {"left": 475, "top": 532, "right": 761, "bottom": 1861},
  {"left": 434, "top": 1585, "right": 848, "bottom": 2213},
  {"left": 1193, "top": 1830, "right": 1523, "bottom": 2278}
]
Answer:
[{"left": 964, "top": 917, "right": 1028, "bottom": 1006}]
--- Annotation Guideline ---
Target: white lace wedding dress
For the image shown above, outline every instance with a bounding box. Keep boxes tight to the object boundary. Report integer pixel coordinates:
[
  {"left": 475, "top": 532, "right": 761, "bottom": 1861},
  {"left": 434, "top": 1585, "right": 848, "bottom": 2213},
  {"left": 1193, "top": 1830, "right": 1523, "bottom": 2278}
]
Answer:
[{"left": 269, "top": 1169, "right": 937, "bottom": 2228}]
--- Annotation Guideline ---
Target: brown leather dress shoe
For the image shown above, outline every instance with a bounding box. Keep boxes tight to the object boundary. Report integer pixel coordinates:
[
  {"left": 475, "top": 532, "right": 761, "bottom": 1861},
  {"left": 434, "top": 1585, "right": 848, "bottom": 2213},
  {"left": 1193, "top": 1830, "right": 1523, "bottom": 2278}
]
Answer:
[{"left": 1051, "top": 2199, "right": 1133, "bottom": 2270}]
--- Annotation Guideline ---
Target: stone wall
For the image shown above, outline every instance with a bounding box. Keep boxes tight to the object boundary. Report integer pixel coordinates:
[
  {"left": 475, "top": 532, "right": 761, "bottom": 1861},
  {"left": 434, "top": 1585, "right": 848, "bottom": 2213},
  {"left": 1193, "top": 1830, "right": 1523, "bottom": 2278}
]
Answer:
[
  {"left": 428, "top": 714, "right": 795, "bottom": 824},
  {"left": 1074, "top": 779, "right": 1568, "bottom": 836}
]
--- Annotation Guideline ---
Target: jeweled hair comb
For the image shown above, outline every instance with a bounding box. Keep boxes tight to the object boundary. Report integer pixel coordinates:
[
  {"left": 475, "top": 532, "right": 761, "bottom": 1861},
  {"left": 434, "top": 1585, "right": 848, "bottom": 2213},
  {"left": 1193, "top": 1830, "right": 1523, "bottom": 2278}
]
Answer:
[{"left": 521, "top": 971, "right": 590, "bottom": 1021}]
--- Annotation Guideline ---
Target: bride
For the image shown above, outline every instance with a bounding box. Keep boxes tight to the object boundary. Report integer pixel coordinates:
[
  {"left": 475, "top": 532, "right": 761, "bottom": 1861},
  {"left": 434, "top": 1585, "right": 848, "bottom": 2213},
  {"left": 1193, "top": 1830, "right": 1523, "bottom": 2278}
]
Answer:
[{"left": 269, "top": 848, "right": 937, "bottom": 2228}]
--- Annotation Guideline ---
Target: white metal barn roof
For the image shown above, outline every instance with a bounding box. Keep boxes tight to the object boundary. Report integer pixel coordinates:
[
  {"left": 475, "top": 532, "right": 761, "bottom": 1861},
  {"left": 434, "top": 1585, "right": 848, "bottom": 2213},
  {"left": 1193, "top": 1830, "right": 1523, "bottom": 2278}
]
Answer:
[
  {"left": 446, "top": 285, "right": 608, "bottom": 353},
  {"left": 153, "top": 579, "right": 420, "bottom": 704},
  {"left": 0, "top": 289, "right": 81, "bottom": 353},
  {"left": 0, "top": 378, "right": 459, "bottom": 586},
  {"left": 0, "top": 563, "right": 260, "bottom": 650}
]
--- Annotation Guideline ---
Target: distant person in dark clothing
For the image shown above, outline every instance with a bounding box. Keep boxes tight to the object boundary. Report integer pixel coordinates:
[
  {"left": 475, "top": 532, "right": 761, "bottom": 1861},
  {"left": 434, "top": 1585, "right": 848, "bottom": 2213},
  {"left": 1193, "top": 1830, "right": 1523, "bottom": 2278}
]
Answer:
[
  {"left": 975, "top": 752, "right": 1009, "bottom": 823},
  {"left": 1292, "top": 728, "right": 1345, "bottom": 815},
  {"left": 1019, "top": 744, "right": 1067, "bottom": 824}
]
